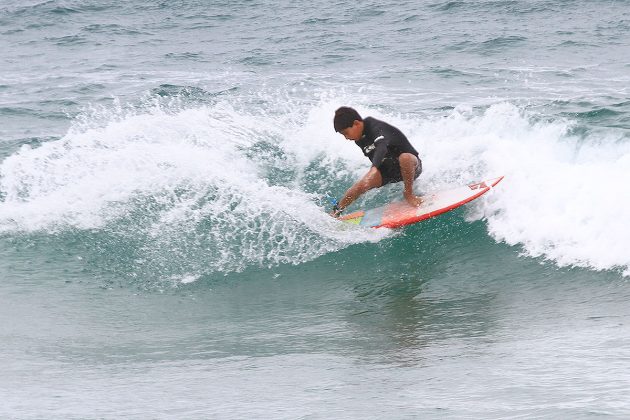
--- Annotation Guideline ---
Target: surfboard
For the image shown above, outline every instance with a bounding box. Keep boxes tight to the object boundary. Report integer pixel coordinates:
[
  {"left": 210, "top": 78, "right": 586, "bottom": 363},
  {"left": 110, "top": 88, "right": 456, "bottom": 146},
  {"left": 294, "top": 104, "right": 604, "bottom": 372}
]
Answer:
[{"left": 339, "top": 176, "right": 504, "bottom": 229}]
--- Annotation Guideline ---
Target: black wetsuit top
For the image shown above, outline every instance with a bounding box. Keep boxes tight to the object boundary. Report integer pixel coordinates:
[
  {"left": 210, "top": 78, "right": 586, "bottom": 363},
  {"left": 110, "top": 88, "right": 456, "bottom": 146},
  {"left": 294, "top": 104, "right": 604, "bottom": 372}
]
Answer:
[{"left": 355, "top": 117, "right": 420, "bottom": 185}]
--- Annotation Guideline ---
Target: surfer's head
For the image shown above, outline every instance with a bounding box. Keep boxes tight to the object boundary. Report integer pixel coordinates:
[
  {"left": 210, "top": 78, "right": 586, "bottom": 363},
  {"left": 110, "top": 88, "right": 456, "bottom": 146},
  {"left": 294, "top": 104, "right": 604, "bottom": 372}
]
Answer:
[{"left": 334, "top": 107, "right": 363, "bottom": 141}]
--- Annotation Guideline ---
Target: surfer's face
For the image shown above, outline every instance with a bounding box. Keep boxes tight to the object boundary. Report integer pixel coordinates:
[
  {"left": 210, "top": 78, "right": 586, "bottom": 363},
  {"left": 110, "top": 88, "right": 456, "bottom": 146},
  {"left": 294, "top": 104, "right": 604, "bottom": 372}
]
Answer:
[{"left": 340, "top": 120, "right": 363, "bottom": 141}]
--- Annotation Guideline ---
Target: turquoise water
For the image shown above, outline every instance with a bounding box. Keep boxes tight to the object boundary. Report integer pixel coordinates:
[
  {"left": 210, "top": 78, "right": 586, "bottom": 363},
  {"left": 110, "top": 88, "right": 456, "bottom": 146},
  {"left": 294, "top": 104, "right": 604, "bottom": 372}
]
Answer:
[{"left": 1, "top": 1, "right": 630, "bottom": 418}]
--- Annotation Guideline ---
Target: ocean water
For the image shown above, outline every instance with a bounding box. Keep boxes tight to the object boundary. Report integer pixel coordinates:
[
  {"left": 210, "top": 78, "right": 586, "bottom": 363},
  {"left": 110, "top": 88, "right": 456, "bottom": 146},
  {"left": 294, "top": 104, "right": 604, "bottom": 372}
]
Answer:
[{"left": 1, "top": 0, "right": 630, "bottom": 418}]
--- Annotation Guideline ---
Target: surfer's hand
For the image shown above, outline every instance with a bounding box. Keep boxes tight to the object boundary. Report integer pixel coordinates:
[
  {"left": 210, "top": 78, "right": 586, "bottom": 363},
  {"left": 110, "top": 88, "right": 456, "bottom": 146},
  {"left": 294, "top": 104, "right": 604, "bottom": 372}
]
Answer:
[
  {"left": 329, "top": 203, "right": 344, "bottom": 218},
  {"left": 404, "top": 193, "right": 423, "bottom": 207}
]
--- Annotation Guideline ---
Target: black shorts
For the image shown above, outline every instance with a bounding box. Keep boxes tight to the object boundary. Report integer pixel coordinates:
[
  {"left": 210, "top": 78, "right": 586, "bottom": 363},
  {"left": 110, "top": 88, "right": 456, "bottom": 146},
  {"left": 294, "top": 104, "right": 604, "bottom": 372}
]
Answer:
[{"left": 379, "top": 156, "right": 422, "bottom": 186}]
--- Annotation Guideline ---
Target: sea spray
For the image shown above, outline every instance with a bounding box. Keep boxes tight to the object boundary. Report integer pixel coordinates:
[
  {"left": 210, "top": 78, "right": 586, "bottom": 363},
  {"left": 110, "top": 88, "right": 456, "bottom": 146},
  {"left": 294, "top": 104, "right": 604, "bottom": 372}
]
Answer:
[
  {"left": 0, "top": 98, "right": 388, "bottom": 280},
  {"left": 1, "top": 94, "right": 628, "bottom": 278},
  {"left": 429, "top": 103, "right": 630, "bottom": 276}
]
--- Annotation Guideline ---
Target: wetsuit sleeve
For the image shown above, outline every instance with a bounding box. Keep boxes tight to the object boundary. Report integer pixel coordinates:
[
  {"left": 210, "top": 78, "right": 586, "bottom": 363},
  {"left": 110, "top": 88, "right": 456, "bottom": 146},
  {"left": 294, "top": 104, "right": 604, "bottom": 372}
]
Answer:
[{"left": 371, "top": 135, "right": 390, "bottom": 168}]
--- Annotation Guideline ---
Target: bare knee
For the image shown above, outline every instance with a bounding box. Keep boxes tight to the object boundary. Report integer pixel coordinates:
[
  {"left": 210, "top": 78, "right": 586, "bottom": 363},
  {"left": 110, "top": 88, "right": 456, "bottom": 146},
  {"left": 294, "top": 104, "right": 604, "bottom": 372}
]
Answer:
[{"left": 399, "top": 153, "right": 418, "bottom": 168}]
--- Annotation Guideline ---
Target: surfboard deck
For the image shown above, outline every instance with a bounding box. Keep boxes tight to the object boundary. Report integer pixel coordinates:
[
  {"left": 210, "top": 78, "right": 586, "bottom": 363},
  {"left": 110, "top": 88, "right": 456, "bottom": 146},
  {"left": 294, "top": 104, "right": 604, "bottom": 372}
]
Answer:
[{"left": 339, "top": 176, "right": 504, "bottom": 228}]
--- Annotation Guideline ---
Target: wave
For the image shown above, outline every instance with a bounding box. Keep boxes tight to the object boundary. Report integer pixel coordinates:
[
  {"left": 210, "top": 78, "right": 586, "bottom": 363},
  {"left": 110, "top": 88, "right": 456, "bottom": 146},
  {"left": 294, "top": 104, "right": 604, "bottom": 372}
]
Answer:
[
  {"left": 421, "top": 103, "right": 630, "bottom": 276},
  {"left": 0, "top": 92, "right": 627, "bottom": 280},
  {"left": 0, "top": 97, "right": 387, "bottom": 281}
]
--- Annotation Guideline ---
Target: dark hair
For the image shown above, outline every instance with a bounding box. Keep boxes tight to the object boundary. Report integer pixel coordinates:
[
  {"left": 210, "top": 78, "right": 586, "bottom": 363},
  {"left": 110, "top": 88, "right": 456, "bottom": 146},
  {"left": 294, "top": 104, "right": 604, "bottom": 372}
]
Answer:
[{"left": 333, "top": 107, "right": 362, "bottom": 132}]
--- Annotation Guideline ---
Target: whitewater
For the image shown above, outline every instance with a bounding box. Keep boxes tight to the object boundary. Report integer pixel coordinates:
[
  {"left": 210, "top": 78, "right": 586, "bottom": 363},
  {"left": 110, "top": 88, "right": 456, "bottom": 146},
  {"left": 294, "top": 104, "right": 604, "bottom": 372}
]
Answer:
[{"left": 1, "top": 96, "right": 628, "bottom": 278}]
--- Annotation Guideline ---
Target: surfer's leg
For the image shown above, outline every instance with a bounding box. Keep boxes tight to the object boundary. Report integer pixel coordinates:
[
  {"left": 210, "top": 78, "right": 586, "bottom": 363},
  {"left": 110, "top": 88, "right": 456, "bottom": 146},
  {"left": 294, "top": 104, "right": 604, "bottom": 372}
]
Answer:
[
  {"left": 335, "top": 166, "right": 382, "bottom": 214},
  {"left": 399, "top": 153, "right": 422, "bottom": 207}
]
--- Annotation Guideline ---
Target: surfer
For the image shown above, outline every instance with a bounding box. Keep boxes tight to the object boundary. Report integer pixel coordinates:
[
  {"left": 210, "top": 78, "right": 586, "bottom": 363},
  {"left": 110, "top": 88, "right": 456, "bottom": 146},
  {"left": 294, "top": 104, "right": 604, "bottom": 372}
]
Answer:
[{"left": 331, "top": 106, "right": 423, "bottom": 217}]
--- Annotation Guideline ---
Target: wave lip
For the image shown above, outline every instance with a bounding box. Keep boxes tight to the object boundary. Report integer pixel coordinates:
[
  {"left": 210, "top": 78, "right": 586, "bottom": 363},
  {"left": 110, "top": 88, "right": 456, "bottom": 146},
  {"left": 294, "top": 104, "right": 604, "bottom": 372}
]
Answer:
[
  {"left": 0, "top": 101, "right": 386, "bottom": 279},
  {"left": 0, "top": 94, "right": 627, "bottom": 278},
  {"left": 436, "top": 103, "right": 630, "bottom": 276}
]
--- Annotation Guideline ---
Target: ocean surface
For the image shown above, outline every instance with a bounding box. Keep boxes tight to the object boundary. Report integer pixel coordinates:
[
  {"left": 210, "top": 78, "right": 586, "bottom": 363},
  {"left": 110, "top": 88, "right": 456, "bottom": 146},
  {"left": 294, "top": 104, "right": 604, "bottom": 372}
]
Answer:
[{"left": 1, "top": 0, "right": 630, "bottom": 418}]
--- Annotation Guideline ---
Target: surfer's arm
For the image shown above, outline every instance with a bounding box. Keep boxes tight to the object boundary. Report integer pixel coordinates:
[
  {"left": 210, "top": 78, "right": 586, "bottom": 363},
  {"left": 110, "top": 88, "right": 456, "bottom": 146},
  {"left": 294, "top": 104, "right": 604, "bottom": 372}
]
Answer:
[
  {"left": 370, "top": 135, "right": 389, "bottom": 168},
  {"left": 331, "top": 166, "right": 382, "bottom": 217}
]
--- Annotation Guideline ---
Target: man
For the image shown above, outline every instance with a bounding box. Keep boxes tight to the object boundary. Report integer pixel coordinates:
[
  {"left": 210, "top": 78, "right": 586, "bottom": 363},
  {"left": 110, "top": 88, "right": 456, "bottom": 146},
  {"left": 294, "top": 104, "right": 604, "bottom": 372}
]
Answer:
[{"left": 331, "top": 106, "right": 423, "bottom": 217}]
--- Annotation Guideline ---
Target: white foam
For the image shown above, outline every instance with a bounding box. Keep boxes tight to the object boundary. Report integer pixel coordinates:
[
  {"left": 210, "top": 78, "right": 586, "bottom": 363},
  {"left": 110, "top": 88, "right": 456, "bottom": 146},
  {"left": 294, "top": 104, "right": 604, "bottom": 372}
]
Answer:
[
  {"left": 0, "top": 96, "right": 627, "bottom": 276},
  {"left": 0, "top": 99, "right": 387, "bottom": 275},
  {"left": 411, "top": 102, "right": 630, "bottom": 276}
]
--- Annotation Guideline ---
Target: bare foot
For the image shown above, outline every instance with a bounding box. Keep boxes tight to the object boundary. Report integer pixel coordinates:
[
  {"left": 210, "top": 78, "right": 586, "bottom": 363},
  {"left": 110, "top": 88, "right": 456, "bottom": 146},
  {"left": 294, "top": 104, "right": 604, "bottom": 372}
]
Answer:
[{"left": 404, "top": 194, "right": 423, "bottom": 207}]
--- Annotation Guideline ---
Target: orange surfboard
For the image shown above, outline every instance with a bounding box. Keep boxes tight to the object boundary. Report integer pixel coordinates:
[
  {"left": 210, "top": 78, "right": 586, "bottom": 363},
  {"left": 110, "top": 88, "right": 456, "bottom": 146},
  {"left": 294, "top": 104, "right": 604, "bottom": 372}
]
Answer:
[{"left": 339, "top": 176, "right": 504, "bottom": 228}]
